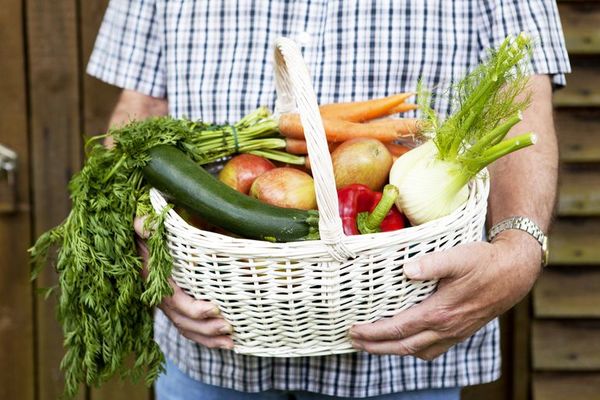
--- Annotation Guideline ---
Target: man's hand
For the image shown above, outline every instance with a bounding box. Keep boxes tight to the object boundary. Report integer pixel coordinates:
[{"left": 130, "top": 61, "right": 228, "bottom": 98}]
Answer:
[
  {"left": 134, "top": 217, "right": 234, "bottom": 350},
  {"left": 350, "top": 230, "right": 541, "bottom": 360}
]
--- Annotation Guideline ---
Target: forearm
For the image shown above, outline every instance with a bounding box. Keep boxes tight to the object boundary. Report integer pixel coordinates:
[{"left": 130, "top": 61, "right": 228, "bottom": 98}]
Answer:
[
  {"left": 105, "top": 89, "right": 168, "bottom": 146},
  {"left": 109, "top": 89, "right": 168, "bottom": 126},
  {"left": 487, "top": 75, "right": 558, "bottom": 233}
]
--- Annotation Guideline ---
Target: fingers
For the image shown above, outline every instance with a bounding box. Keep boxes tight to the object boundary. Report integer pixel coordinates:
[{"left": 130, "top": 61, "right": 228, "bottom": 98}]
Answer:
[
  {"left": 353, "top": 330, "right": 455, "bottom": 361},
  {"left": 162, "top": 282, "right": 221, "bottom": 320},
  {"left": 349, "top": 301, "right": 432, "bottom": 342},
  {"left": 160, "top": 305, "right": 234, "bottom": 350},
  {"left": 352, "top": 330, "right": 442, "bottom": 356},
  {"left": 134, "top": 215, "right": 151, "bottom": 239},
  {"left": 167, "top": 312, "right": 232, "bottom": 336},
  {"left": 413, "top": 342, "right": 455, "bottom": 361},
  {"left": 403, "top": 241, "right": 490, "bottom": 281},
  {"left": 349, "top": 290, "right": 460, "bottom": 342},
  {"left": 135, "top": 236, "right": 149, "bottom": 259},
  {"left": 179, "top": 331, "right": 234, "bottom": 350},
  {"left": 160, "top": 282, "right": 234, "bottom": 350}
]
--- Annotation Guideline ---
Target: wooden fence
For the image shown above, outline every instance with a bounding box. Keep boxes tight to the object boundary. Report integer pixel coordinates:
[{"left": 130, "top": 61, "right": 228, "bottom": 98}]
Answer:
[
  {"left": 532, "top": 2, "right": 600, "bottom": 399},
  {"left": 0, "top": 1, "right": 598, "bottom": 399}
]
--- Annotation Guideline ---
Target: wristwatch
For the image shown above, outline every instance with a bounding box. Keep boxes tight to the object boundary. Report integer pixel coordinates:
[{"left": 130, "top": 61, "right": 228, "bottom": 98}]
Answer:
[{"left": 488, "top": 216, "right": 549, "bottom": 267}]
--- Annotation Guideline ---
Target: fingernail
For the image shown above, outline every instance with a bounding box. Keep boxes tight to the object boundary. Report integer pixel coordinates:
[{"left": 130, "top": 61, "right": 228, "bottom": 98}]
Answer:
[
  {"left": 219, "top": 325, "right": 232, "bottom": 335},
  {"left": 349, "top": 328, "right": 361, "bottom": 339},
  {"left": 404, "top": 261, "right": 422, "bottom": 279},
  {"left": 207, "top": 307, "right": 220, "bottom": 317}
]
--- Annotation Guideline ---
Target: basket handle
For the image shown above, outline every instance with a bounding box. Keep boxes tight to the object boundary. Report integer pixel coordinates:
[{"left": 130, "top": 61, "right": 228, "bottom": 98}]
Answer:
[{"left": 273, "top": 37, "right": 354, "bottom": 261}]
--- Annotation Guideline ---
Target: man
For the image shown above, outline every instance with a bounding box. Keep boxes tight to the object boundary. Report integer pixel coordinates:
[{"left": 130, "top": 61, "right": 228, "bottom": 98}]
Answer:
[{"left": 88, "top": 1, "right": 570, "bottom": 399}]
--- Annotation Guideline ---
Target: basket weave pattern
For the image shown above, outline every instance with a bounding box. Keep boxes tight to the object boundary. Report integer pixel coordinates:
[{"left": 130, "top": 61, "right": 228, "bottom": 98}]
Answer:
[{"left": 150, "top": 38, "right": 489, "bottom": 357}]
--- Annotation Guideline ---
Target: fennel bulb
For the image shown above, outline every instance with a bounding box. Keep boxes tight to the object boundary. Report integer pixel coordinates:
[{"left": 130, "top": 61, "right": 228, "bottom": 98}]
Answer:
[
  {"left": 390, "top": 33, "right": 537, "bottom": 225},
  {"left": 390, "top": 141, "right": 470, "bottom": 225}
]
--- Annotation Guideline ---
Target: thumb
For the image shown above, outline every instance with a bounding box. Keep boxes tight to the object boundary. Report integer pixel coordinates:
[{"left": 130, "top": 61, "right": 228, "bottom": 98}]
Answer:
[
  {"left": 403, "top": 242, "right": 483, "bottom": 280},
  {"left": 133, "top": 215, "right": 155, "bottom": 239}
]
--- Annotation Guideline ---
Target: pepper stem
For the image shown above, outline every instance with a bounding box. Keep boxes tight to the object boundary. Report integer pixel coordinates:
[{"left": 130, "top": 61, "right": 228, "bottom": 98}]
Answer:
[{"left": 357, "top": 184, "right": 399, "bottom": 234}]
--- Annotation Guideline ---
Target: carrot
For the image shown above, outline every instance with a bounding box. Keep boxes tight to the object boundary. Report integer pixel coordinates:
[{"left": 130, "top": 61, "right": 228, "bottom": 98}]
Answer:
[
  {"left": 384, "top": 142, "right": 412, "bottom": 158},
  {"left": 279, "top": 114, "right": 421, "bottom": 142},
  {"left": 285, "top": 137, "right": 308, "bottom": 154},
  {"left": 285, "top": 137, "right": 339, "bottom": 155},
  {"left": 319, "top": 93, "right": 414, "bottom": 122},
  {"left": 387, "top": 102, "right": 418, "bottom": 114},
  {"left": 364, "top": 118, "right": 421, "bottom": 137}
]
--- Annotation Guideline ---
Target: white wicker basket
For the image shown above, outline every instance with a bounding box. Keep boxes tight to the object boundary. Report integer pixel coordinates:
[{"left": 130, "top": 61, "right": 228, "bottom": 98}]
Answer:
[{"left": 149, "top": 37, "right": 489, "bottom": 357}]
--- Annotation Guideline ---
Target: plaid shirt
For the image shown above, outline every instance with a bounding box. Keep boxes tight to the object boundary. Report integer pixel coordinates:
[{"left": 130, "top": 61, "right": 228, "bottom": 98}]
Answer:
[{"left": 88, "top": 0, "right": 570, "bottom": 397}]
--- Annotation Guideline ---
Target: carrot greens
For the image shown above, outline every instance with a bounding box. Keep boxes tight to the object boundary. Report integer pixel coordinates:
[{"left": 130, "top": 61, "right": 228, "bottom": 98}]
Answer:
[{"left": 29, "top": 108, "right": 294, "bottom": 399}]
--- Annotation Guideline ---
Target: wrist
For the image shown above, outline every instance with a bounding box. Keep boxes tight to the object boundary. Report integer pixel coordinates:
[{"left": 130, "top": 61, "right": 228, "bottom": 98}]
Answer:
[
  {"left": 488, "top": 216, "right": 549, "bottom": 267},
  {"left": 490, "top": 229, "right": 544, "bottom": 276}
]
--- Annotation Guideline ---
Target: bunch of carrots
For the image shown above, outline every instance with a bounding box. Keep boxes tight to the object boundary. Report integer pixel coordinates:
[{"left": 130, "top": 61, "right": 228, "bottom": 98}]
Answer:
[{"left": 277, "top": 92, "right": 421, "bottom": 159}]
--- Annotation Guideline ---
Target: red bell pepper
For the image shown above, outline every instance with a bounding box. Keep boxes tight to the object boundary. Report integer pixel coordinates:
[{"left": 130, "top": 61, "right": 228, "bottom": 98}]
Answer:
[{"left": 337, "top": 184, "right": 405, "bottom": 235}]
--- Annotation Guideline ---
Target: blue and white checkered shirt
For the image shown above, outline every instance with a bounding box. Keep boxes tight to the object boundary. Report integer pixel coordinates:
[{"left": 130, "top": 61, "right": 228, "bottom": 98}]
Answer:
[{"left": 88, "top": 0, "right": 570, "bottom": 397}]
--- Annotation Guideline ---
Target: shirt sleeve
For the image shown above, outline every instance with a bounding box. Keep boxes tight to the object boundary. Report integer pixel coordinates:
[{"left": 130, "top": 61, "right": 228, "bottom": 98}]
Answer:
[
  {"left": 86, "top": 0, "right": 166, "bottom": 98},
  {"left": 478, "top": 0, "right": 571, "bottom": 88}
]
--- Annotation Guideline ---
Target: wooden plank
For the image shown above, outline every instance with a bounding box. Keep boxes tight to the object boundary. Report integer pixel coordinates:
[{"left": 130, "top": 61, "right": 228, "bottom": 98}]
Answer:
[
  {"left": 534, "top": 267, "right": 600, "bottom": 317},
  {"left": 556, "top": 109, "right": 600, "bottom": 163},
  {"left": 461, "top": 381, "right": 506, "bottom": 400},
  {"left": 532, "top": 320, "right": 600, "bottom": 370},
  {"left": 548, "top": 219, "right": 600, "bottom": 265},
  {"left": 25, "top": 0, "right": 85, "bottom": 398},
  {"left": 0, "top": 0, "right": 34, "bottom": 399},
  {"left": 554, "top": 57, "right": 600, "bottom": 107},
  {"left": 559, "top": 3, "right": 600, "bottom": 54},
  {"left": 80, "top": 1, "right": 150, "bottom": 399},
  {"left": 80, "top": 0, "right": 120, "bottom": 138},
  {"left": 533, "top": 373, "right": 600, "bottom": 400},
  {"left": 557, "top": 165, "right": 600, "bottom": 216},
  {"left": 511, "top": 300, "right": 531, "bottom": 400}
]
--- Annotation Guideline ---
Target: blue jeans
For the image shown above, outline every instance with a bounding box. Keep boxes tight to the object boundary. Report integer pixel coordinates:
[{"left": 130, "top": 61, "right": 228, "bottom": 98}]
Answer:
[{"left": 156, "top": 358, "right": 461, "bottom": 400}]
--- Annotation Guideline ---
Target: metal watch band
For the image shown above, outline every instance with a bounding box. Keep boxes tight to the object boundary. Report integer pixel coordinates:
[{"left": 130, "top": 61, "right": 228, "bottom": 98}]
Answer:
[{"left": 487, "top": 216, "right": 549, "bottom": 267}]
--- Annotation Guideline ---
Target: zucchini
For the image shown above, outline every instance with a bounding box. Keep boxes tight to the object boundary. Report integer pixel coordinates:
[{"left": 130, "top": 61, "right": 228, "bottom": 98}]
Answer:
[{"left": 143, "top": 145, "right": 319, "bottom": 242}]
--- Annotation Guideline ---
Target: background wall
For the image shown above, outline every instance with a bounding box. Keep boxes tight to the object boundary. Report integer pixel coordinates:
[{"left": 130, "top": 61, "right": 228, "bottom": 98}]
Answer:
[
  {"left": 532, "top": 2, "right": 600, "bottom": 399},
  {"left": 0, "top": 1, "right": 598, "bottom": 399}
]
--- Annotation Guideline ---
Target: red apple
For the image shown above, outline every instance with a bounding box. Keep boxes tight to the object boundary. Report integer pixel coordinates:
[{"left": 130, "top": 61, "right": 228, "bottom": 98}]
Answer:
[
  {"left": 218, "top": 154, "right": 276, "bottom": 194},
  {"left": 250, "top": 167, "right": 317, "bottom": 210}
]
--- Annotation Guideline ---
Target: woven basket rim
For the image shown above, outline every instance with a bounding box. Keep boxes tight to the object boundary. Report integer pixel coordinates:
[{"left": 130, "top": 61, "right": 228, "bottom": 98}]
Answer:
[{"left": 150, "top": 169, "right": 488, "bottom": 255}]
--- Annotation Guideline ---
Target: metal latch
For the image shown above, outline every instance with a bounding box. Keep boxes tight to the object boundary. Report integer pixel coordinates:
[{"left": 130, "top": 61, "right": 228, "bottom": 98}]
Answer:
[{"left": 0, "top": 143, "right": 18, "bottom": 213}]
